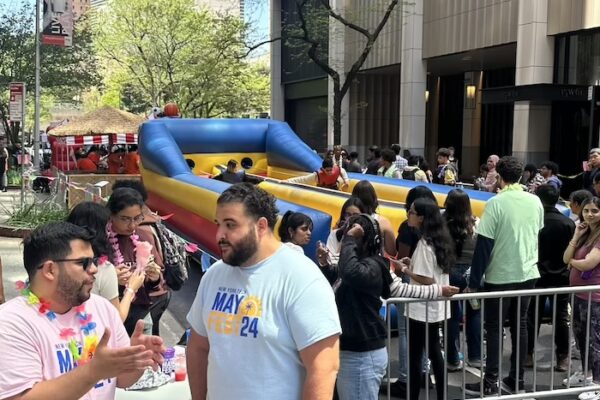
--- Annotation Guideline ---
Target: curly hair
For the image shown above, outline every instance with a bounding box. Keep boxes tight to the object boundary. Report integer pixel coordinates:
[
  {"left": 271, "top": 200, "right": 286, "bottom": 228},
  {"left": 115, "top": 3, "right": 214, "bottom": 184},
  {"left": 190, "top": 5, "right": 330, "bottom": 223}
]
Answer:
[
  {"left": 217, "top": 183, "right": 279, "bottom": 230},
  {"left": 496, "top": 156, "right": 523, "bottom": 184},
  {"left": 413, "top": 198, "right": 455, "bottom": 273},
  {"left": 443, "top": 189, "right": 475, "bottom": 258},
  {"left": 112, "top": 179, "right": 148, "bottom": 202},
  {"left": 106, "top": 188, "right": 144, "bottom": 215}
]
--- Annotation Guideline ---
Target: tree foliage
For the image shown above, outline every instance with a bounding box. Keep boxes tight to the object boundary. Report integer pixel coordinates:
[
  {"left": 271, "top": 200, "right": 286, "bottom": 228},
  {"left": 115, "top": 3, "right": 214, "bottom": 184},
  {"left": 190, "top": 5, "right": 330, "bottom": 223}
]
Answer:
[
  {"left": 282, "top": 0, "right": 400, "bottom": 145},
  {"left": 94, "top": 0, "right": 269, "bottom": 117},
  {"left": 0, "top": 3, "right": 100, "bottom": 144}
]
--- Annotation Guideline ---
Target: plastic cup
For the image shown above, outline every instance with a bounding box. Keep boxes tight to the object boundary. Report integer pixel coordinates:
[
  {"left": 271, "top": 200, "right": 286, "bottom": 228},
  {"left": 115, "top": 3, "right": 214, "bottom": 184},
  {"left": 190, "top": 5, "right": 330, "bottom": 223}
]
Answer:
[{"left": 175, "top": 354, "right": 187, "bottom": 382}]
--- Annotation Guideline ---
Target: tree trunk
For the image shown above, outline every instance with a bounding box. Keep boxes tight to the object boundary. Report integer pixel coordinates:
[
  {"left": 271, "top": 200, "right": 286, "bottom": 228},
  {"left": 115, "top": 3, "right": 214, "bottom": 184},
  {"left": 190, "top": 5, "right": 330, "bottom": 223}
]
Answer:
[{"left": 333, "top": 83, "right": 342, "bottom": 146}]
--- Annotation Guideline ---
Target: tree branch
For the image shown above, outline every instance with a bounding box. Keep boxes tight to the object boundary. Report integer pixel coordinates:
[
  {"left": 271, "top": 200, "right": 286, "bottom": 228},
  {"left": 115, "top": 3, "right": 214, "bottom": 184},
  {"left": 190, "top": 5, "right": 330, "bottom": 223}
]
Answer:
[
  {"left": 340, "top": 0, "right": 399, "bottom": 97},
  {"left": 239, "top": 37, "right": 281, "bottom": 59},
  {"left": 293, "top": 0, "right": 339, "bottom": 83},
  {"left": 318, "top": 0, "right": 371, "bottom": 38}
]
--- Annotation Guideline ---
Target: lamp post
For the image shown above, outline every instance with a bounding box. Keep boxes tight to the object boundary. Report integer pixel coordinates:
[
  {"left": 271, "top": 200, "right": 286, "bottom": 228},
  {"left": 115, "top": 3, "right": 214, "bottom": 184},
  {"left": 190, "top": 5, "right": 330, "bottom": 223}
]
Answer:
[{"left": 33, "top": 0, "right": 41, "bottom": 171}]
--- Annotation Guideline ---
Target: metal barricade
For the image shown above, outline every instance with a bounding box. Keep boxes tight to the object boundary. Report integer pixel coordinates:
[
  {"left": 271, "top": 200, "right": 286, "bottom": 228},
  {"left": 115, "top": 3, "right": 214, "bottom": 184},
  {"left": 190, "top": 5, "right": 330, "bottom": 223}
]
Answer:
[{"left": 384, "top": 285, "right": 600, "bottom": 400}]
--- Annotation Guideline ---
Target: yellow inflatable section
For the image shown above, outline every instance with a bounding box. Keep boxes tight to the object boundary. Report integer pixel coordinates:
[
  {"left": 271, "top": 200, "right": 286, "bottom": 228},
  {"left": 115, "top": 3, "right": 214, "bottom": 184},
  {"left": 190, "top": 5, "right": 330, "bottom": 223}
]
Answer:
[{"left": 258, "top": 180, "right": 407, "bottom": 232}]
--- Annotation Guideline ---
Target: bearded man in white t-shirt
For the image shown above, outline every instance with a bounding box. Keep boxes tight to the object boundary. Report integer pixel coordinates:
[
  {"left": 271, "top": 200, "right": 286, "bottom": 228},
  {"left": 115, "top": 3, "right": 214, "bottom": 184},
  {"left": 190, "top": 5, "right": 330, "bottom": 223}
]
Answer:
[
  {"left": 0, "top": 222, "right": 166, "bottom": 400},
  {"left": 186, "top": 183, "right": 341, "bottom": 400}
]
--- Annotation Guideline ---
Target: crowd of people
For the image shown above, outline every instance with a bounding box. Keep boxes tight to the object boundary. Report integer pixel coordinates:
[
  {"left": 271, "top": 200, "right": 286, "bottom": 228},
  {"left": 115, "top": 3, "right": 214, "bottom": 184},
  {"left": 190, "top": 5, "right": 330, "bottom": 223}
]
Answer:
[
  {"left": 74, "top": 145, "right": 140, "bottom": 175},
  {"left": 3, "top": 144, "right": 600, "bottom": 400}
]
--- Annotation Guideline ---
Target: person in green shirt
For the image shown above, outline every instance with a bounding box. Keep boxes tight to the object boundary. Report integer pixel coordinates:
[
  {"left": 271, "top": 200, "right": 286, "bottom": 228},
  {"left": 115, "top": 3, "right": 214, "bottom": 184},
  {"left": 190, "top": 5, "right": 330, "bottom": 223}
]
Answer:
[{"left": 464, "top": 156, "right": 543, "bottom": 397}]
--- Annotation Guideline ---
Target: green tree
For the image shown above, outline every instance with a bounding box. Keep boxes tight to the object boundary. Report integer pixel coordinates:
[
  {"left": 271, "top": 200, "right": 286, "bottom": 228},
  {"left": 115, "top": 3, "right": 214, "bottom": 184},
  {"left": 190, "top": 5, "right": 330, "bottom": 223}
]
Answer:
[
  {"left": 94, "top": 0, "right": 269, "bottom": 117},
  {"left": 0, "top": 3, "right": 100, "bottom": 144}
]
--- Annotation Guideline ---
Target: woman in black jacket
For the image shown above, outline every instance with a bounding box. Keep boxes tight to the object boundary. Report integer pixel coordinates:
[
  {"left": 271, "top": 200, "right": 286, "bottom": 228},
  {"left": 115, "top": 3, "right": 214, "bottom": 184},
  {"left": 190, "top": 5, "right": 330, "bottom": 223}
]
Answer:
[{"left": 325, "top": 214, "right": 456, "bottom": 400}]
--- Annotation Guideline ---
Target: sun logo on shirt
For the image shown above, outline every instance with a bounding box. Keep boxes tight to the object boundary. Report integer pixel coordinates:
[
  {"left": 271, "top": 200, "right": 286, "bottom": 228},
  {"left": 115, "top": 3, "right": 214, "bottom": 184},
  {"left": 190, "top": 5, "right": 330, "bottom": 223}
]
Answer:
[{"left": 238, "top": 296, "right": 262, "bottom": 317}]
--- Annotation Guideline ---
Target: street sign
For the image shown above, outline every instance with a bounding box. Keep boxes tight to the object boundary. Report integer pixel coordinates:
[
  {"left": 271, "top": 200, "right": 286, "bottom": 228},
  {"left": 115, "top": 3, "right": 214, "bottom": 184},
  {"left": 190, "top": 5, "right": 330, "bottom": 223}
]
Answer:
[{"left": 9, "top": 82, "right": 25, "bottom": 123}]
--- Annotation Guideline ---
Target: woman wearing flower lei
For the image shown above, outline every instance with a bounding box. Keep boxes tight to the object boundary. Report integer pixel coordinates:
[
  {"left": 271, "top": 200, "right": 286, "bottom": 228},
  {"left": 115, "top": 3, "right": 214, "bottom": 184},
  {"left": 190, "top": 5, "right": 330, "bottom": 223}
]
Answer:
[
  {"left": 106, "top": 188, "right": 168, "bottom": 335},
  {"left": 67, "top": 201, "right": 145, "bottom": 321}
]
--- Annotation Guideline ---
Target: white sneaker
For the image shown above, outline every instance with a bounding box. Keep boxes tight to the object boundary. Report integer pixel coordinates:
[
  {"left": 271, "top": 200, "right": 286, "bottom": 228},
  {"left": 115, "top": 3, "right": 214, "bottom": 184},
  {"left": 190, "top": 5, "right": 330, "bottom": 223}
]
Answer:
[
  {"left": 563, "top": 371, "right": 593, "bottom": 387},
  {"left": 579, "top": 390, "right": 600, "bottom": 400}
]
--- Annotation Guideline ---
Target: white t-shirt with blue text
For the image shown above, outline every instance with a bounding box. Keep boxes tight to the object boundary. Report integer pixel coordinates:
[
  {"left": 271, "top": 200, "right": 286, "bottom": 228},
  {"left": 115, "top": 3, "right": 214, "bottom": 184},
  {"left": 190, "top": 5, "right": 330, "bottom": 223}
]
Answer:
[{"left": 187, "top": 244, "right": 341, "bottom": 400}]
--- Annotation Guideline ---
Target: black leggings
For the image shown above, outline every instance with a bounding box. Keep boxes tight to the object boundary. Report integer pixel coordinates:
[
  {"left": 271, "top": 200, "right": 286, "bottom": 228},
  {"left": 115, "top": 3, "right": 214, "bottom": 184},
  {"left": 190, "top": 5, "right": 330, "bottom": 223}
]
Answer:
[
  {"left": 408, "top": 319, "right": 445, "bottom": 400},
  {"left": 124, "top": 292, "right": 171, "bottom": 336}
]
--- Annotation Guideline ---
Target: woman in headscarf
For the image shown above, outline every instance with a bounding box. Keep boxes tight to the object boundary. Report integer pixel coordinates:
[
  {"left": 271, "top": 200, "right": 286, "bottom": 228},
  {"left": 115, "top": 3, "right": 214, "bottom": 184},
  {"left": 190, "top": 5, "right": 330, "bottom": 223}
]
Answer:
[{"left": 476, "top": 154, "right": 499, "bottom": 192}]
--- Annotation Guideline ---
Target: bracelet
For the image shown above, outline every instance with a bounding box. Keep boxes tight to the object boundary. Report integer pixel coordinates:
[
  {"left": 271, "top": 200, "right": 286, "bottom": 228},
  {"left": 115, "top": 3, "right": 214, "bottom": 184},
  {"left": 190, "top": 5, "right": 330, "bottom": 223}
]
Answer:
[
  {"left": 124, "top": 287, "right": 136, "bottom": 297},
  {"left": 569, "top": 240, "right": 578, "bottom": 247}
]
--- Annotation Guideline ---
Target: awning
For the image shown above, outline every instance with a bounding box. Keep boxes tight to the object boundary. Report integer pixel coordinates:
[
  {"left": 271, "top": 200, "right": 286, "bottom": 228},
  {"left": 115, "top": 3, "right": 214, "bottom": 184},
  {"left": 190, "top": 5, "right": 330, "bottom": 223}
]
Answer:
[
  {"left": 65, "top": 135, "right": 110, "bottom": 145},
  {"left": 111, "top": 133, "right": 138, "bottom": 144}
]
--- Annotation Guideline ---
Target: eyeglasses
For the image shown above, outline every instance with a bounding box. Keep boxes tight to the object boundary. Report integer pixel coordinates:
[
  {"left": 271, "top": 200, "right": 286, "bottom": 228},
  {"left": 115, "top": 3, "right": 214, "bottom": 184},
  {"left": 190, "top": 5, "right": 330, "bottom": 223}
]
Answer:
[
  {"left": 116, "top": 214, "right": 145, "bottom": 225},
  {"left": 47, "top": 257, "right": 99, "bottom": 271}
]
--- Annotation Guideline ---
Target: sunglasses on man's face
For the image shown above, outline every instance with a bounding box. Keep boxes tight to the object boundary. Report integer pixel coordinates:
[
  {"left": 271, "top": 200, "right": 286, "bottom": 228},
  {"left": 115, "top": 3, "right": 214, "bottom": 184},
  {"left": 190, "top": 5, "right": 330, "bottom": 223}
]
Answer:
[{"left": 40, "top": 257, "right": 100, "bottom": 271}]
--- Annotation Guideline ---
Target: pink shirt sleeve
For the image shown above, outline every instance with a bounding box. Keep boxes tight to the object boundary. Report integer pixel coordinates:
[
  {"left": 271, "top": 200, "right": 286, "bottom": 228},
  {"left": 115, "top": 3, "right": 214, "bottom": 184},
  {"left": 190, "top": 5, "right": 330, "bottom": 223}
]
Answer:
[{"left": 0, "top": 306, "right": 44, "bottom": 399}]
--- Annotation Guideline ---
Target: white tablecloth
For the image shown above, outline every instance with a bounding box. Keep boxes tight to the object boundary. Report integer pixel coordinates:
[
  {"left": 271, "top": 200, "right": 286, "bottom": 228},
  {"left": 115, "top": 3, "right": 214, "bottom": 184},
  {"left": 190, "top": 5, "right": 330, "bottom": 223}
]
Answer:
[{"left": 116, "top": 380, "right": 190, "bottom": 400}]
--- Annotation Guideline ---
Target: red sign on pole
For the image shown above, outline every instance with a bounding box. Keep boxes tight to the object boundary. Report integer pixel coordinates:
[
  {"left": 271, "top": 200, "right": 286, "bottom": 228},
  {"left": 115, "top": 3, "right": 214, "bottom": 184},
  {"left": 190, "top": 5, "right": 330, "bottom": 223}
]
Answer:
[{"left": 9, "top": 82, "right": 25, "bottom": 123}]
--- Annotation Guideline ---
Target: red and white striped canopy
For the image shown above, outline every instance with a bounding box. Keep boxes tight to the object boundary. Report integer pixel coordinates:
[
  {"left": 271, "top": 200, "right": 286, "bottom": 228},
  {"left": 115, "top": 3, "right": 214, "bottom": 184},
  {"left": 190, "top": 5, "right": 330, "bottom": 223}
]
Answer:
[
  {"left": 111, "top": 133, "right": 138, "bottom": 144},
  {"left": 65, "top": 135, "right": 109, "bottom": 145}
]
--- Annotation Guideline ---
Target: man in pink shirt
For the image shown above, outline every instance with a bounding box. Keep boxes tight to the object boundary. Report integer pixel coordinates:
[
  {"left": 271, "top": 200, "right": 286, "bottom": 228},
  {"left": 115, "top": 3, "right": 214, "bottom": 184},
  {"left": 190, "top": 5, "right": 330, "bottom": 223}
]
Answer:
[{"left": 0, "top": 222, "right": 166, "bottom": 400}]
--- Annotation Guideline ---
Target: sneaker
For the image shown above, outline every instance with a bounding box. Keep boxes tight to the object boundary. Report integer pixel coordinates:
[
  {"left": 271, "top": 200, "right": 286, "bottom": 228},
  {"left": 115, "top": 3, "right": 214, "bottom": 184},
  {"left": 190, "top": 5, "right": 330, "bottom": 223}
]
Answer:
[
  {"left": 467, "top": 358, "right": 484, "bottom": 368},
  {"left": 447, "top": 360, "right": 463, "bottom": 372},
  {"left": 464, "top": 380, "right": 499, "bottom": 397},
  {"left": 579, "top": 391, "right": 600, "bottom": 400},
  {"left": 500, "top": 377, "right": 526, "bottom": 394},
  {"left": 563, "top": 371, "right": 593, "bottom": 387},
  {"left": 555, "top": 356, "right": 570, "bottom": 372}
]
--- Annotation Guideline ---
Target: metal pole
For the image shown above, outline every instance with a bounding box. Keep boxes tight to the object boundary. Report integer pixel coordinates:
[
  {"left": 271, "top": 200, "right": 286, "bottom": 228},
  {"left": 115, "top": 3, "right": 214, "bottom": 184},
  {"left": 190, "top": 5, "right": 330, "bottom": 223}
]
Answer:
[{"left": 33, "top": 0, "right": 41, "bottom": 170}]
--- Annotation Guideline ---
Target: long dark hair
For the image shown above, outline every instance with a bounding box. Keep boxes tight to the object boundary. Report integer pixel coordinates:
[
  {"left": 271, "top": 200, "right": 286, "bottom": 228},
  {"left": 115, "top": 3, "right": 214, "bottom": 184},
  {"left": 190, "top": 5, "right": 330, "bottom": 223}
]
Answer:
[
  {"left": 405, "top": 185, "right": 436, "bottom": 211},
  {"left": 443, "top": 189, "right": 475, "bottom": 257},
  {"left": 67, "top": 201, "right": 111, "bottom": 257},
  {"left": 413, "top": 198, "right": 455, "bottom": 273},
  {"left": 352, "top": 180, "right": 378, "bottom": 214},
  {"left": 336, "top": 197, "right": 365, "bottom": 229},
  {"left": 278, "top": 211, "right": 313, "bottom": 243}
]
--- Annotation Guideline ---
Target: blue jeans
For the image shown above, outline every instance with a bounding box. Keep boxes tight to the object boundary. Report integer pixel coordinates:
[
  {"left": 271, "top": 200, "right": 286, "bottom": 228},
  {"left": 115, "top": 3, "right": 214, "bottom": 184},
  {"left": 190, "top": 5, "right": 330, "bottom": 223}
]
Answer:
[
  {"left": 573, "top": 297, "right": 600, "bottom": 381},
  {"left": 447, "top": 264, "right": 481, "bottom": 363},
  {"left": 337, "top": 348, "right": 388, "bottom": 400}
]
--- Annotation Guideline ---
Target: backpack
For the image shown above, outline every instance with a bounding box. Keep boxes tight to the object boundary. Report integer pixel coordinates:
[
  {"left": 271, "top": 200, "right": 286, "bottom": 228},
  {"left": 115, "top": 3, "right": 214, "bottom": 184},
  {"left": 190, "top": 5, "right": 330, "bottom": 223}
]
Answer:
[
  {"left": 153, "top": 221, "right": 189, "bottom": 290},
  {"left": 402, "top": 167, "right": 419, "bottom": 181}
]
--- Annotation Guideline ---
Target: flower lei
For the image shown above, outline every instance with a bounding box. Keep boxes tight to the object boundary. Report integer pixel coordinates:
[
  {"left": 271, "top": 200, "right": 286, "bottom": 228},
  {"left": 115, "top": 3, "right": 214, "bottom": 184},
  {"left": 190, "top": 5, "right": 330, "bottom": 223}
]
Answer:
[
  {"left": 106, "top": 221, "right": 140, "bottom": 265},
  {"left": 16, "top": 281, "right": 99, "bottom": 365}
]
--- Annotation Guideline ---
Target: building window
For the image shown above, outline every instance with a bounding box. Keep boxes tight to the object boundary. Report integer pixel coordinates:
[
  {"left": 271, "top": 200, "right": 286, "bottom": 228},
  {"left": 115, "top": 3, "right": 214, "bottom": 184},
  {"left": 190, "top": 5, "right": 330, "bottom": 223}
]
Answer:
[{"left": 555, "top": 29, "right": 600, "bottom": 85}]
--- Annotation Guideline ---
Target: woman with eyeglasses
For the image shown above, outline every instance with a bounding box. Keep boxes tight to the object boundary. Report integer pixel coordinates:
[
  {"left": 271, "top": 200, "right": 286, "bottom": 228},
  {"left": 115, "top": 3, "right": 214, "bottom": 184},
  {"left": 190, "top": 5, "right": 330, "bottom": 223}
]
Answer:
[
  {"left": 402, "top": 198, "right": 455, "bottom": 400},
  {"left": 106, "top": 187, "right": 168, "bottom": 335},
  {"left": 67, "top": 201, "right": 145, "bottom": 322}
]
